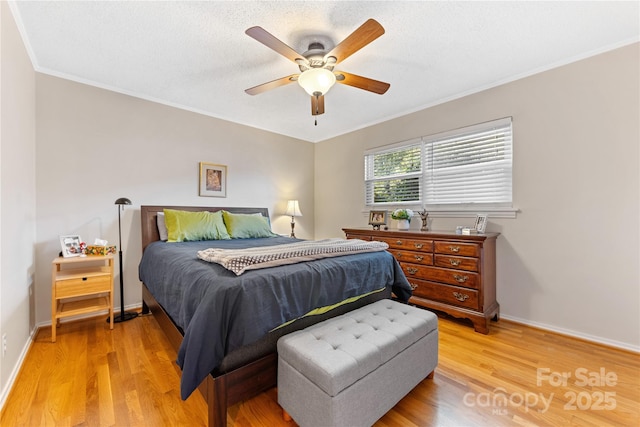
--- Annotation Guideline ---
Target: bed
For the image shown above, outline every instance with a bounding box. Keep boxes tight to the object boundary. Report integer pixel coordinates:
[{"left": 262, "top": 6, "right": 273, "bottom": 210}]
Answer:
[{"left": 138, "top": 205, "right": 412, "bottom": 427}]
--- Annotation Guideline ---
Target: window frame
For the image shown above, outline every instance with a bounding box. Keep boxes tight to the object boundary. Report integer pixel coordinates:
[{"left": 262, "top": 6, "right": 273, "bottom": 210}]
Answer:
[{"left": 364, "top": 117, "right": 517, "bottom": 218}]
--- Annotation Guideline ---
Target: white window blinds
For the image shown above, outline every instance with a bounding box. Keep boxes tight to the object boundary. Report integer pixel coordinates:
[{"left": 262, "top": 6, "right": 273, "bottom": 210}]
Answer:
[{"left": 365, "top": 117, "right": 512, "bottom": 208}]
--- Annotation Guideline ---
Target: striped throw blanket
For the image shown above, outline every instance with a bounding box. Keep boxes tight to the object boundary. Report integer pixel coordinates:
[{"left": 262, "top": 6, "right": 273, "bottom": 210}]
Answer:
[{"left": 197, "top": 238, "right": 389, "bottom": 275}]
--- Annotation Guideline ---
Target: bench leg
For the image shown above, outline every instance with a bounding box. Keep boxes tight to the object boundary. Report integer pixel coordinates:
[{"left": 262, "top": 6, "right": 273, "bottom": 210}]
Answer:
[{"left": 427, "top": 370, "right": 435, "bottom": 379}]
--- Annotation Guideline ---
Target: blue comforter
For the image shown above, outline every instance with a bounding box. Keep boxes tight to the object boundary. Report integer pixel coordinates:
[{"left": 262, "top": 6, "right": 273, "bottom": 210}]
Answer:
[{"left": 138, "top": 237, "right": 411, "bottom": 399}]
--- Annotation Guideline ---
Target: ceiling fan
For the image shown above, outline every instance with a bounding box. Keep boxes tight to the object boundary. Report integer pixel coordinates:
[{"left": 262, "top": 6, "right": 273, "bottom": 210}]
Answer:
[{"left": 244, "top": 19, "right": 390, "bottom": 119}]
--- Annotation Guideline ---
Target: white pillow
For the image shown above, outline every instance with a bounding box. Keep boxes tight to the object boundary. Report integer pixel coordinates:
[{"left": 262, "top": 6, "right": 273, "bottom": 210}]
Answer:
[{"left": 157, "top": 212, "right": 168, "bottom": 241}]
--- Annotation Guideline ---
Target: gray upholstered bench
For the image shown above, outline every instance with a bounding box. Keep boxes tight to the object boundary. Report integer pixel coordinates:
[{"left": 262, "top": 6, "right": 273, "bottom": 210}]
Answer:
[{"left": 277, "top": 299, "right": 438, "bottom": 427}]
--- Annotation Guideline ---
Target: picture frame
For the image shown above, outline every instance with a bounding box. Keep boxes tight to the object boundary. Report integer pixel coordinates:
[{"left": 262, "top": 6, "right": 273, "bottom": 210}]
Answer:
[
  {"left": 199, "top": 162, "right": 227, "bottom": 197},
  {"left": 368, "top": 210, "right": 388, "bottom": 230},
  {"left": 59, "top": 235, "right": 82, "bottom": 258},
  {"left": 474, "top": 214, "right": 488, "bottom": 233}
]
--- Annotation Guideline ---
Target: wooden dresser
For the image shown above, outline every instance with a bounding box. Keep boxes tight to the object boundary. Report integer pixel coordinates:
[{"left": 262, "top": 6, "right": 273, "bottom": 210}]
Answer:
[{"left": 343, "top": 228, "right": 499, "bottom": 334}]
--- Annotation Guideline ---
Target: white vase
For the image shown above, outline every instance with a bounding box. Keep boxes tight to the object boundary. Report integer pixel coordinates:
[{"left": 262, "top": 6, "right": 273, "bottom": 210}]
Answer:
[{"left": 397, "top": 219, "right": 410, "bottom": 230}]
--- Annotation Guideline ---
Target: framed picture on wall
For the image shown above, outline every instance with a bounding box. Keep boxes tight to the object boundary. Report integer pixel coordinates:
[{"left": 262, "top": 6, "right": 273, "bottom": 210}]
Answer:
[
  {"left": 59, "top": 235, "right": 82, "bottom": 257},
  {"left": 474, "top": 214, "right": 488, "bottom": 233},
  {"left": 199, "top": 162, "right": 227, "bottom": 197}
]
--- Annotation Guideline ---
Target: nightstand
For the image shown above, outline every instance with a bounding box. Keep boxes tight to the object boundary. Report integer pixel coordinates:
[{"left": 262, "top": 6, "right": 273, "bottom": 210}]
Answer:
[{"left": 51, "top": 255, "right": 114, "bottom": 342}]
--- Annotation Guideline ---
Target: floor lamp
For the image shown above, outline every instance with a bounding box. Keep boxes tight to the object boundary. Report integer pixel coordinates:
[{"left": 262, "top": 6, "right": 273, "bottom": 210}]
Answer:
[{"left": 110, "top": 197, "right": 139, "bottom": 323}]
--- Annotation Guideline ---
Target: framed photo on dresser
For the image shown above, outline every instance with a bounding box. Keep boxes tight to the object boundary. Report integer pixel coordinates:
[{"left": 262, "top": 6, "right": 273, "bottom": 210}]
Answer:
[
  {"left": 474, "top": 214, "right": 488, "bottom": 233},
  {"left": 368, "top": 210, "right": 387, "bottom": 230}
]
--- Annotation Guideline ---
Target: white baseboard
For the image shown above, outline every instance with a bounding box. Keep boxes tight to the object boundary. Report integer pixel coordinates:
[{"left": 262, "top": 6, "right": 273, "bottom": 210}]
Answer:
[
  {"left": 500, "top": 314, "right": 640, "bottom": 353},
  {"left": 0, "top": 328, "right": 36, "bottom": 412}
]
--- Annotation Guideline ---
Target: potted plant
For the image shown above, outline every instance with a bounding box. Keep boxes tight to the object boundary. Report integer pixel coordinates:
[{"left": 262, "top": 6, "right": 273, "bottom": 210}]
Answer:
[{"left": 391, "top": 209, "right": 413, "bottom": 230}]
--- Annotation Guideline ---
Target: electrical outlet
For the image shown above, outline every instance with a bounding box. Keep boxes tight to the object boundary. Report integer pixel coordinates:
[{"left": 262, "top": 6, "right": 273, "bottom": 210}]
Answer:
[{"left": 2, "top": 333, "right": 6, "bottom": 357}]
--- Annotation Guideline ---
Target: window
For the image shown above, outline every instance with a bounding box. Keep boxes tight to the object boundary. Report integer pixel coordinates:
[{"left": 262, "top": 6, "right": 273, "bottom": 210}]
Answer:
[{"left": 365, "top": 117, "right": 512, "bottom": 212}]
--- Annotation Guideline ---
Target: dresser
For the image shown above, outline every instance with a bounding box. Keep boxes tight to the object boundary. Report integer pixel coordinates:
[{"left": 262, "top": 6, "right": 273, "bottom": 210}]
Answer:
[{"left": 343, "top": 228, "right": 499, "bottom": 334}]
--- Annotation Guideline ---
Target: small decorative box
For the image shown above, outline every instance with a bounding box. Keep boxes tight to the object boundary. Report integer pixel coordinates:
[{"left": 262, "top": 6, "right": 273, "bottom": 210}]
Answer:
[{"left": 85, "top": 245, "right": 116, "bottom": 256}]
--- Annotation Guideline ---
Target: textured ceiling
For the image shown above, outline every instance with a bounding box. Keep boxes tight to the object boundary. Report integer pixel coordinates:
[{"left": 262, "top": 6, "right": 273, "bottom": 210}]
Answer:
[{"left": 10, "top": 1, "right": 639, "bottom": 143}]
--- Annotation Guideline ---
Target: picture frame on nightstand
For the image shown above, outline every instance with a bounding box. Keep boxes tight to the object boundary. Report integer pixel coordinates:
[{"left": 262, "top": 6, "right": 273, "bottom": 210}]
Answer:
[{"left": 59, "top": 235, "right": 82, "bottom": 257}]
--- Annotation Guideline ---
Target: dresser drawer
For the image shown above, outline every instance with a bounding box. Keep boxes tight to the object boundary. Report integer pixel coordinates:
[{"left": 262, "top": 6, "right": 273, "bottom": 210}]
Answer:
[
  {"left": 400, "top": 263, "right": 479, "bottom": 289},
  {"left": 345, "top": 233, "right": 372, "bottom": 241},
  {"left": 374, "top": 236, "right": 433, "bottom": 252},
  {"left": 388, "top": 249, "right": 433, "bottom": 265},
  {"left": 434, "top": 254, "right": 479, "bottom": 272},
  {"left": 55, "top": 275, "right": 111, "bottom": 298},
  {"left": 434, "top": 241, "right": 480, "bottom": 257},
  {"left": 408, "top": 278, "right": 480, "bottom": 310}
]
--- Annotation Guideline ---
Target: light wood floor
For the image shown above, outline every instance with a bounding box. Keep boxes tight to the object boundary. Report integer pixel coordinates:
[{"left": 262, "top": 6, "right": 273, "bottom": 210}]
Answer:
[{"left": 1, "top": 311, "right": 639, "bottom": 427}]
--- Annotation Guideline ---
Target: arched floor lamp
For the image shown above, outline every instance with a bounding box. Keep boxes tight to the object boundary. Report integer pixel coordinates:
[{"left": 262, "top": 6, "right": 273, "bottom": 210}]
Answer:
[{"left": 109, "top": 197, "right": 139, "bottom": 323}]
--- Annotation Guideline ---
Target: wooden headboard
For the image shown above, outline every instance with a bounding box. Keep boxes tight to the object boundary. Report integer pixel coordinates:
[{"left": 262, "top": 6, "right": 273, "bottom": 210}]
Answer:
[{"left": 140, "top": 205, "right": 270, "bottom": 251}]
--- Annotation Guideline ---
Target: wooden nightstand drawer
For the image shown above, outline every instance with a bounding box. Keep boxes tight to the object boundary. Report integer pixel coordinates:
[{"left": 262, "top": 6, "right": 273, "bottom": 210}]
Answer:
[
  {"left": 400, "top": 263, "right": 479, "bottom": 289},
  {"left": 408, "top": 278, "right": 479, "bottom": 310},
  {"left": 434, "top": 241, "right": 480, "bottom": 257},
  {"left": 388, "top": 249, "right": 433, "bottom": 265},
  {"left": 434, "top": 254, "right": 479, "bottom": 272},
  {"left": 374, "top": 236, "right": 433, "bottom": 252},
  {"left": 56, "top": 275, "right": 111, "bottom": 298}
]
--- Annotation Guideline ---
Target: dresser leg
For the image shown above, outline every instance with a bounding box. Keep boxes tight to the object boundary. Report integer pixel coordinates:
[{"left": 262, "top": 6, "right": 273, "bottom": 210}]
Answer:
[{"left": 472, "top": 320, "right": 490, "bottom": 334}]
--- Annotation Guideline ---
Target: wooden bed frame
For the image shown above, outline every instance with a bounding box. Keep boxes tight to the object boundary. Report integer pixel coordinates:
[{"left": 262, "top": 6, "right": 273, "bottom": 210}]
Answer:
[
  {"left": 139, "top": 205, "right": 392, "bottom": 427},
  {"left": 140, "top": 205, "right": 277, "bottom": 427}
]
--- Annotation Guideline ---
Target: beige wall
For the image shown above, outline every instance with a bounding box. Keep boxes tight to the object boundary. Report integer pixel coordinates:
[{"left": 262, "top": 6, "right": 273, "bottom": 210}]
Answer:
[
  {"left": 315, "top": 43, "right": 640, "bottom": 350},
  {"left": 34, "top": 74, "right": 315, "bottom": 326},
  {"left": 0, "top": 1, "right": 37, "bottom": 405}
]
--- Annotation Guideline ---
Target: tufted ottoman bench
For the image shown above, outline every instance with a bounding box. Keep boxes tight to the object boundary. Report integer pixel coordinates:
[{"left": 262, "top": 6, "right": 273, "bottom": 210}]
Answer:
[{"left": 277, "top": 299, "right": 438, "bottom": 427}]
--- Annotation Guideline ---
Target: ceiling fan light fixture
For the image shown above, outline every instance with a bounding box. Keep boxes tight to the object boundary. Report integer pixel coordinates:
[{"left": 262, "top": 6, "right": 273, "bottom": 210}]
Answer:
[{"left": 297, "top": 68, "right": 336, "bottom": 96}]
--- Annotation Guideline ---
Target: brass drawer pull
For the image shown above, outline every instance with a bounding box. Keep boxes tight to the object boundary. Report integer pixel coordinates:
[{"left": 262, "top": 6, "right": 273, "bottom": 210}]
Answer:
[
  {"left": 410, "top": 283, "right": 418, "bottom": 290},
  {"left": 414, "top": 255, "right": 424, "bottom": 262},
  {"left": 407, "top": 267, "right": 419, "bottom": 275},
  {"left": 449, "top": 259, "right": 461, "bottom": 266},
  {"left": 453, "top": 274, "right": 468, "bottom": 283},
  {"left": 453, "top": 292, "right": 469, "bottom": 302},
  {"left": 396, "top": 240, "right": 403, "bottom": 245},
  {"left": 414, "top": 243, "right": 423, "bottom": 249},
  {"left": 449, "top": 246, "right": 460, "bottom": 253}
]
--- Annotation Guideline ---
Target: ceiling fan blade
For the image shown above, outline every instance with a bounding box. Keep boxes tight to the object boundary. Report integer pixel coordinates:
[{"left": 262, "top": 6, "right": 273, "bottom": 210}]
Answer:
[
  {"left": 311, "top": 95, "right": 325, "bottom": 116},
  {"left": 245, "top": 75, "right": 299, "bottom": 95},
  {"left": 246, "top": 26, "right": 306, "bottom": 64},
  {"left": 335, "top": 71, "right": 390, "bottom": 94},
  {"left": 324, "top": 19, "right": 385, "bottom": 64}
]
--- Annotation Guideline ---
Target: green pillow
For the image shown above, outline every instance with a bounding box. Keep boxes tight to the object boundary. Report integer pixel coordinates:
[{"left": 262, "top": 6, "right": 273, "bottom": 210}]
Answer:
[
  {"left": 222, "top": 211, "right": 277, "bottom": 239},
  {"left": 164, "top": 209, "right": 231, "bottom": 242}
]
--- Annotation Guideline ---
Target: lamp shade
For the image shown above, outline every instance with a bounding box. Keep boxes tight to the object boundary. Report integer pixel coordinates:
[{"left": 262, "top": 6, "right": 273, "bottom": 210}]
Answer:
[
  {"left": 115, "top": 197, "right": 132, "bottom": 205},
  {"left": 297, "top": 68, "right": 336, "bottom": 96},
  {"left": 285, "top": 200, "right": 303, "bottom": 217}
]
